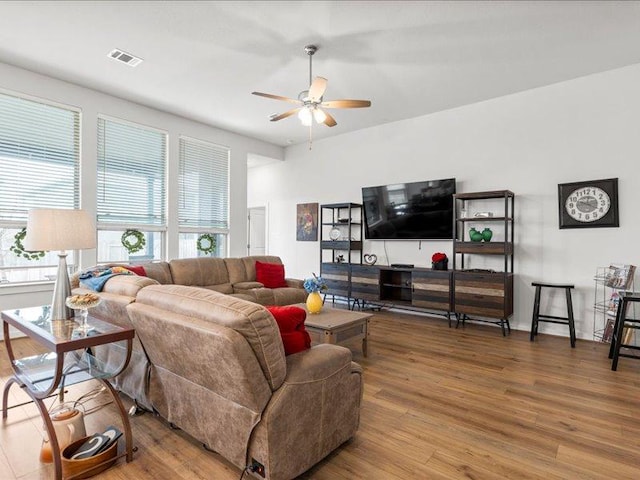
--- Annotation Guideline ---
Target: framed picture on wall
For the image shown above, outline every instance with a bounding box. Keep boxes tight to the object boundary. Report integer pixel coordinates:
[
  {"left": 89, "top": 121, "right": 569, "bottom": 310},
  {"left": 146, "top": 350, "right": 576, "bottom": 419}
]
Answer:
[
  {"left": 558, "top": 178, "right": 619, "bottom": 229},
  {"left": 296, "top": 203, "right": 318, "bottom": 241}
]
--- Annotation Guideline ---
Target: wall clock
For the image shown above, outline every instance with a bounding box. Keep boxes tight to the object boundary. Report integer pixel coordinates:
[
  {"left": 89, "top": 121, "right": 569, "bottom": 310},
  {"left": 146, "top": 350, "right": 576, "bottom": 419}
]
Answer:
[{"left": 558, "top": 178, "right": 619, "bottom": 229}]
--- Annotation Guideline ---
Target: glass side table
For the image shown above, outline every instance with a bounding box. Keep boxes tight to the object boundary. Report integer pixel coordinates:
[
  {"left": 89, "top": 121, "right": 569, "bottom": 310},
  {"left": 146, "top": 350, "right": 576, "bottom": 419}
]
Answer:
[{"left": 1, "top": 306, "right": 135, "bottom": 480}]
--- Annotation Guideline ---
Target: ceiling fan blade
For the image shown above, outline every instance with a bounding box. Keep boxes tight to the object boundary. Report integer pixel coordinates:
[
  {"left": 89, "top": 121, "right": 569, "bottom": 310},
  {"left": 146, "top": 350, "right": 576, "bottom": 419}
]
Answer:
[
  {"left": 308, "top": 77, "right": 328, "bottom": 102},
  {"left": 269, "top": 108, "right": 301, "bottom": 122},
  {"left": 252, "top": 92, "right": 302, "bottom": 105},
  {"left": 323, "top": 111, "right": 337, "bottom": 127},
  {"left": 321, "top": 99, "right": 371, "bottom": 109}
]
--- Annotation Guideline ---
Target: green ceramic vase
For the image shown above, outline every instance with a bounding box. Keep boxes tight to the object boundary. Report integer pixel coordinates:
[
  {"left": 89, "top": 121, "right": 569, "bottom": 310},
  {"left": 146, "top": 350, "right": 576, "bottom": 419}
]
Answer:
[
  {"left": 469, "top": 228, "right": 483, "bottom": 242},
  {"left": 481, "top": 228, "right": 493, "bottom": 242}
]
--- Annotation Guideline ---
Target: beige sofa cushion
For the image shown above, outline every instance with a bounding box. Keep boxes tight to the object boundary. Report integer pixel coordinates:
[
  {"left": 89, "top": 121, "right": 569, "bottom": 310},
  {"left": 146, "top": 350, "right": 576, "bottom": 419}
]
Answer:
[
  {"left": 224, "top": 258, "right": 247, "bottom": 285},
  {"left": 169, "top": 257, "right": 233, "bottom": 294},
  {"left": 99, "top": 274, "right": 159, "bottom": 297},
  {"left": 134, "top": 284, "right": 287, "bottom": 390},
  {"left": 233, "top": 281, "right": 263, "bottom": 291},
  {"left": 140, "top": 261, "right": 173, "bottom": 284}
]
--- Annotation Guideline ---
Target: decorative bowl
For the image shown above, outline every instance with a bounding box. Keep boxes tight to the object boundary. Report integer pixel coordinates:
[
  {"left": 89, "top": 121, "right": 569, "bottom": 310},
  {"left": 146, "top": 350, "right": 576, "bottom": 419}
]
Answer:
[{"left": 66, "top": 293, "right": 101, "bottom": 310}]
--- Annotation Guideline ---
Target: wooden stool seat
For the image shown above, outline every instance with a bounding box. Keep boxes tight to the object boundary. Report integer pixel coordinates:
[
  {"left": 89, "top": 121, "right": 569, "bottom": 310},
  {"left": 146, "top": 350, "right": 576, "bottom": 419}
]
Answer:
[
  {"left": 531, "top": 282, "right": 575, "bottom": 289},
  {"left": 530, "top": 282, "right": 576, "bottom": 348}
]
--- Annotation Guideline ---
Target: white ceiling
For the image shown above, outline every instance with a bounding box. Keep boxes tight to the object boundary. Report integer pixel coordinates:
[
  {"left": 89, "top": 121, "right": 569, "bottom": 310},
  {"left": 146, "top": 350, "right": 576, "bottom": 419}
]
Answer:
[{"left": 1, "top": 1, "right": 639, "bottom": 147}]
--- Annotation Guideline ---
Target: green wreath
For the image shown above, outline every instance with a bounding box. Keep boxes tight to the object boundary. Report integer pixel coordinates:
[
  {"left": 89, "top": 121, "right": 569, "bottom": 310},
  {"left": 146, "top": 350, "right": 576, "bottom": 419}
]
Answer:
[
  {"left": 10, "top": 228, "right": 46, "bottom": 260},
  {"left": 121, "top": 229, "right": 146, "bottom": 254},
  {"left": 196, "top": 233, "right": 217, "bottom": 254}
]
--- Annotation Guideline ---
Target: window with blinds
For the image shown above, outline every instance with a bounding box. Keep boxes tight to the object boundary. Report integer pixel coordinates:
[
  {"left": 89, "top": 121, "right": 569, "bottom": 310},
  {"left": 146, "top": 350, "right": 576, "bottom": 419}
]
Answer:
[
  {"left": 96, "top": 117, "right": 167, "bottom": 263},
  {"left": 97, "top": 117, "right": 167, "bottom": 227},
  {"left": 0, "top": 93, "right": 80, "bottom": 223},
  {"left": 177, "top": 136, "right": 229, "bottom": 258},
  {"left": 0, "top": 92, "right": 80, "bottom": 284},
  {"left": 178, "top": 136, "right": 229, "bottom": 229}
]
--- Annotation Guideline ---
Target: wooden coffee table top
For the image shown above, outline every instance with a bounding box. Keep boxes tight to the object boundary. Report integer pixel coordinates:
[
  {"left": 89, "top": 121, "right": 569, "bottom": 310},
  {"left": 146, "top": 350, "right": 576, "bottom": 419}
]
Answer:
[{"left": 295, "top": 304, "right": 373, "bottom": 329}]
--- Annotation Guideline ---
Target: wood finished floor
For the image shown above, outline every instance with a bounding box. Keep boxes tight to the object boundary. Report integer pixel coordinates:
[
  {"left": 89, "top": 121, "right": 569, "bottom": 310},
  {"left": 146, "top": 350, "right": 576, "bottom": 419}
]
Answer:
[{"left": 2, "top": 310, "right": 640, "bottom": 479}]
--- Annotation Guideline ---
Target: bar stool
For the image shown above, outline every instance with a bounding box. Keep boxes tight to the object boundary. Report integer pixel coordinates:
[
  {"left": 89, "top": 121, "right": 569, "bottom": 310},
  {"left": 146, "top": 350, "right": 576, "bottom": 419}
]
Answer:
[
  {"left": 608, "top": 291, "right": 640, "bottom": 371},
  {"left": 530, "top": 282, "right": 576, "bottom": 348}
]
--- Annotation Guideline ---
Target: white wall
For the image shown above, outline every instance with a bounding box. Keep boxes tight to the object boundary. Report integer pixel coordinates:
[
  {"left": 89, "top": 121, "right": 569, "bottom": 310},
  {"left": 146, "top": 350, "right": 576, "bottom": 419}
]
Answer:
[
  {"left": 0, "top": 61, "right": 283, "bottom": 312},
  {"left": 248, "top": 63, "right": 640, "bottom": 340}
]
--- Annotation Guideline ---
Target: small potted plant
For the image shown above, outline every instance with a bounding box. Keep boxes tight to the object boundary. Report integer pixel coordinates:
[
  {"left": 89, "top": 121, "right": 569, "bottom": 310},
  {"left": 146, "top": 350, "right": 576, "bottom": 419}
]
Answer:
[{"left": 303, "top": 273, "right": 328, "bottom": 314}]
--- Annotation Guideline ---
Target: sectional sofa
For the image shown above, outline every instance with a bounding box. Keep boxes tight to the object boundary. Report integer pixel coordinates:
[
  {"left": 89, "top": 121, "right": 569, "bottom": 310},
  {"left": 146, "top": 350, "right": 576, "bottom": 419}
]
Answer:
[
  {"left": 71, "top": 256, "right": 363, "bottom": 480},
  {"left": 75, "top": 255, "right": 308, "bottom": 305},
  {"left": 71, "top": 255, "right": 308, "bottom": 411}
]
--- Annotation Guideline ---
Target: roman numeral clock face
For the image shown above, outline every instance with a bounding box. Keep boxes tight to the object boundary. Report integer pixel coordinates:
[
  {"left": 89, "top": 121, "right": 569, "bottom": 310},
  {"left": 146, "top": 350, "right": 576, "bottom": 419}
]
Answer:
[
  {"left": 558, "top": 178, "right": 619, "bottom": 229},
  {"left": 565, "top": 187, "right": 610, "bottom": 222}
]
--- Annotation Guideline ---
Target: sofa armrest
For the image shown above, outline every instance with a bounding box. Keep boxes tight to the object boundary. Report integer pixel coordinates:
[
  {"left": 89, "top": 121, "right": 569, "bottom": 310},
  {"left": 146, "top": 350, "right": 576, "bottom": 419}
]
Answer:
[
  {"left": 284, "top": 343, "right": 356, "bottom": 382},
  {"left": 285, "top": 278, "right": 304, "bottom": 289},
  {"left": 248, "top": 344, "right": 362, "bottom": 480}
]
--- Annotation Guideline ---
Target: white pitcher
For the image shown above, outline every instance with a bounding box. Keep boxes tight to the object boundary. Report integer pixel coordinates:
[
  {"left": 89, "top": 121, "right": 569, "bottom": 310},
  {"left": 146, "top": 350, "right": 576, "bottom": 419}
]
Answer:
[
  {"left": 50, "top": 403, "right": 86, "bottom": 449},
  {"left": 40, "top": 403, "right": 87, "bottom": 463}
]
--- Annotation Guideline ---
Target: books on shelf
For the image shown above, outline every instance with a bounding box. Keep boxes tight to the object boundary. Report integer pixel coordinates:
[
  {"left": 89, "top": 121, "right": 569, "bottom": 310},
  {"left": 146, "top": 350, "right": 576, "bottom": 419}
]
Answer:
[{"left": 604, "top": 264, "right": 636, "bottom": 289}]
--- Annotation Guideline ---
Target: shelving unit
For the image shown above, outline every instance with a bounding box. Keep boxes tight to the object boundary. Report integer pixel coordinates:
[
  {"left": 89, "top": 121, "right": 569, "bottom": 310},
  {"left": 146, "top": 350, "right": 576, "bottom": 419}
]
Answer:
[
  {"left": 379, "top": 268, "right": 412, "bottom": 304},
  {"left": 593, "top": 264, "right": 636, "bottom": 343},
  {"left": 320, "top": 203, "right": 363, "bottom": 303},
  {"left": 453, "top": 190, "right": 515, "bottom": 335}
]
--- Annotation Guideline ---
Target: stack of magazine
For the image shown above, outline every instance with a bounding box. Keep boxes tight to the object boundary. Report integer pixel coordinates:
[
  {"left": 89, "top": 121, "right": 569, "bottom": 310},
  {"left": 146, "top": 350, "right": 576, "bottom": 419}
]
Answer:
[
  {"left": 600, "top": 264, "right": 636, "bottom": 343},
  {"left": 604, "top": 264, "right": 636, "bottom": 290}
]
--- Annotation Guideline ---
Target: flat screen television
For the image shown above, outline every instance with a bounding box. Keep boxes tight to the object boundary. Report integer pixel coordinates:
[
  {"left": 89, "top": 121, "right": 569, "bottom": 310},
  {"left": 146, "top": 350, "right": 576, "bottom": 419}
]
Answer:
[{"left": 362, "top": 178, "right": 456, "bottom": 239}]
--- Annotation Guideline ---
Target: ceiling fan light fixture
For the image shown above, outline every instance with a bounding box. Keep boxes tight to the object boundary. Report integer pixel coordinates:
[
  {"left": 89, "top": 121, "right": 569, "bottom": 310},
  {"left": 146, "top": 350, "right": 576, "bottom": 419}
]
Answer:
[
  {"left": 313, "top": 107, "right": 327, "bottom": 124},
  {"left": 251, "top": 43, "right": 371, "bottom": 148},
  {"left": 298, "top": 106, "right": 313, "bottom": 126}
]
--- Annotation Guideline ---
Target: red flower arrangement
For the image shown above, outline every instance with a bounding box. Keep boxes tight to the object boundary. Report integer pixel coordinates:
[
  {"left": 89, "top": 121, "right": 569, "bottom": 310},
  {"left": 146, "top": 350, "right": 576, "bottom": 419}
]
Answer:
[{"left": 432, "top": 252, "right": 447, "bottom": 263}]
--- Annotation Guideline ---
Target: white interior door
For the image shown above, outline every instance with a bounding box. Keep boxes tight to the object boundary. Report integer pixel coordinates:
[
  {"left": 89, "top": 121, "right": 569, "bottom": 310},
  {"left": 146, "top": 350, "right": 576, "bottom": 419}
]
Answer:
[{"left": 248, "top": 206, "right": 266, "bottom": 256}]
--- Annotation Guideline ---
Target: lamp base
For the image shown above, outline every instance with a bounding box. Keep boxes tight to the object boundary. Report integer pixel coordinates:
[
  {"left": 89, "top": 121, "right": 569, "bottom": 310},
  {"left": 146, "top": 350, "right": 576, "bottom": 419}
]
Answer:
[{"left": 51, "top": 252, "right": 72, "bottom": 321}]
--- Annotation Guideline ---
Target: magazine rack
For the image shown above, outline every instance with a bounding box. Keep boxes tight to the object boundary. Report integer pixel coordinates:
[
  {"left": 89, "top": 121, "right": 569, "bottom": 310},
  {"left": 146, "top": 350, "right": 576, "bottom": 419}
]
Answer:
[{"left": 593, "top": 264, "right": 636, "bottom": 343}]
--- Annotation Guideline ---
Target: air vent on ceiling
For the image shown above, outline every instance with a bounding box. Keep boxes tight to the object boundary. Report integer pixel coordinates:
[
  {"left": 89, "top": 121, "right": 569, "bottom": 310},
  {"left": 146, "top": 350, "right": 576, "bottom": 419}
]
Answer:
[{"left": 107, "top": 48, "right": 143, "bottom": 67}]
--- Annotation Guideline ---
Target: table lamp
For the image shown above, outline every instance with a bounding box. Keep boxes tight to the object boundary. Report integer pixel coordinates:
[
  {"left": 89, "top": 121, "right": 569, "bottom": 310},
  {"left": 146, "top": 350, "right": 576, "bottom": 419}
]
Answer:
[{"left": 24, "top": 209, "right": 96, "bottom": 320}]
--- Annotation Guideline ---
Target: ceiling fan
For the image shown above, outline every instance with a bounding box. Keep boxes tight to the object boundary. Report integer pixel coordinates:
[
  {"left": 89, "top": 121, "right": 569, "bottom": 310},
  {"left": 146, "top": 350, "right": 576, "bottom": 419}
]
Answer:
[{"left": 252, "top": 45, "right": 371, "bottom": 131}]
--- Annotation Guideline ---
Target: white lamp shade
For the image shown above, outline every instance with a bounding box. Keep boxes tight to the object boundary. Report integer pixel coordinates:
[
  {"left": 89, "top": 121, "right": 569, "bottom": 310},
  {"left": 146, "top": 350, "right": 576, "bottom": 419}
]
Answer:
[
  {"left": 298, "top": 107, "right": 313, "bottom": 126},
  {"left": 313, "top": 107, "right": 327, "bottom": 124},
  {"left": 24, "top": 209, "right": 96, "bottom": 252}
]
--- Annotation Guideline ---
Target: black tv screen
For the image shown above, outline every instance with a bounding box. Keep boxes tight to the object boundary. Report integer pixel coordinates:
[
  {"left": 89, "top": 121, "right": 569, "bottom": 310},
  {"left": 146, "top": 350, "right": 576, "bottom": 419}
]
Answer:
[{"left": 362, "top": 178, "right": 456, "bottom": 239}]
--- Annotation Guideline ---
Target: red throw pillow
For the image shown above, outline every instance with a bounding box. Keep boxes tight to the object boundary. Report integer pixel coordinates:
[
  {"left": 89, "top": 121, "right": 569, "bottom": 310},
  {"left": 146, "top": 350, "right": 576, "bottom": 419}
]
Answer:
[
  {"left": 267, "top": 306, "right": 311, "bottom": 355},
  {"left": 255, "top": 261, "right": 288, "bottom": 288},
  {"left": 124, "top": 265, "right": 146, "bottom": 276}
]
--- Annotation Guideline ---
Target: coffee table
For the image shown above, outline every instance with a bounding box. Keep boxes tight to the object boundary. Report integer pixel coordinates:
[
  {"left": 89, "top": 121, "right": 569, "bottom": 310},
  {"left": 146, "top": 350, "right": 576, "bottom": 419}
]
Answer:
[{"left": 296, "top": 304, "right": 372, "bottom": 357}]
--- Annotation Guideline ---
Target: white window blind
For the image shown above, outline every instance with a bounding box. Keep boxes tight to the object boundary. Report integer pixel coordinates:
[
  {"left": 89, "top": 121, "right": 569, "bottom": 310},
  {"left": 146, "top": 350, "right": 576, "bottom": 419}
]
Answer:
[
  {"left": 97, "top": 117, "right": 166, "bottom": 227},
  {"left": 178, "top": 136, "right": 229, "bottom": 229},
  {"left": 0, "top": 93, "right": 80, "bottom": 223}
]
